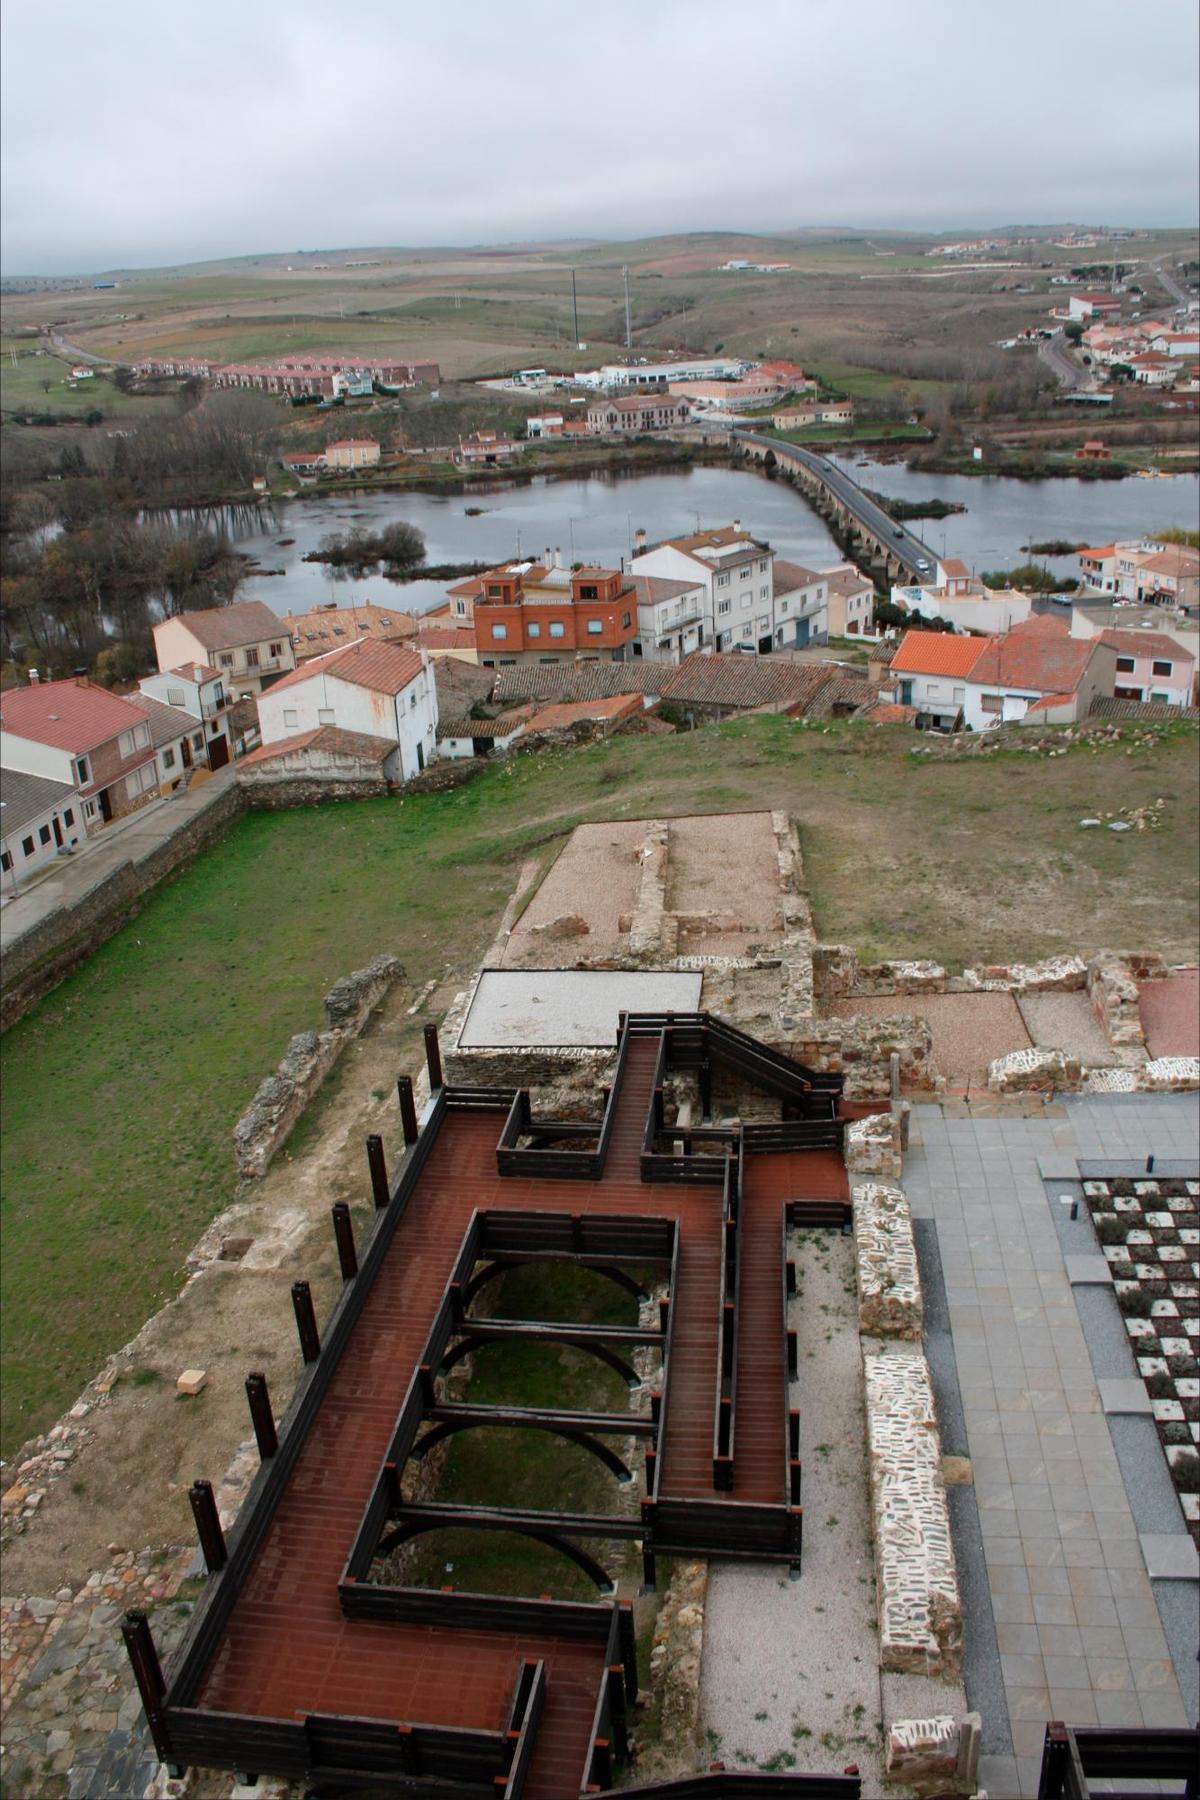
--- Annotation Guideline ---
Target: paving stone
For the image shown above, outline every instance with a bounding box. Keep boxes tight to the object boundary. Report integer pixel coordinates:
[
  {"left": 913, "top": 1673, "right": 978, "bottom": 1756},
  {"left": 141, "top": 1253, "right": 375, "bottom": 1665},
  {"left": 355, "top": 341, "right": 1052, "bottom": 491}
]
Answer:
[
  {"left": 1098, "top": 1379, "right": 1155, "bottom": 1416},
  {"left": 1140, "top": 1534, "right": 1200, "bottom": 1580}
]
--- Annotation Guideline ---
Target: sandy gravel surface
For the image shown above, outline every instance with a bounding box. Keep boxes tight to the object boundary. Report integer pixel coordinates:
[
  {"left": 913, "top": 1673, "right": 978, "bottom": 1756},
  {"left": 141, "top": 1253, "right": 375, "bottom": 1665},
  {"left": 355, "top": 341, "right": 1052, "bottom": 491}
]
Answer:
[
  {"left": 505, "top": 821, "right": 647, "bottom": 958},
  {"left": 1017, "top": 992, "right": 1116, "bottom": 1066},
  {"left": 1139, "top": 969, "right": 1200, "bottom": 1059},
  {"left": 822, "top": 992, "right": 1031, "bottom": 1085},
  {"left": 667, "top": 812, "right": 783, "bottom": 952},
  {"left": 700, "top": 1232, "right": 889, "bottom": 1787}
]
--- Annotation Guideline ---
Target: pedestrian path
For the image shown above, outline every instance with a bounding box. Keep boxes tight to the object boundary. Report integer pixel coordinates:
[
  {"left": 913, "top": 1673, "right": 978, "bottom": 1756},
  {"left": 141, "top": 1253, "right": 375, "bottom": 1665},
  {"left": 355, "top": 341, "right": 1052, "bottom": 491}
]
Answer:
[{"left": 904, "top": 1094, "right": 1199, "bottom": 1800}]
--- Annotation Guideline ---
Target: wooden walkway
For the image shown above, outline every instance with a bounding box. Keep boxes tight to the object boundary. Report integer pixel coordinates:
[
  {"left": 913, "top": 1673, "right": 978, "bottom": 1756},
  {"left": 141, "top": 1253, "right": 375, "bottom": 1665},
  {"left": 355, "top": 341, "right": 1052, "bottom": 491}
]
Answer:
[{"left": 189, "top": 1034, "right": 848, "bottom": 1798}]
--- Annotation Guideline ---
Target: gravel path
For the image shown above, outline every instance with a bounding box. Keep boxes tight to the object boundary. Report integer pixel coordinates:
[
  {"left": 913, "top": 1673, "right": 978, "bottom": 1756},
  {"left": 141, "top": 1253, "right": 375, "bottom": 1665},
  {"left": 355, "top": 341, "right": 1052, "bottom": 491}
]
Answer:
[
  {"left": 822, "top": 993, "right": 1031, "bottom": 1085},
  {"left": 666, "top": 812, "right": 782, "bottom": 934},
  {"left": 1139, "top": 970, "right": 1200, "bottom": 1059},
  {"left": 505, "top": 821, "right": 648, "bottom": 957},
  {"left": 1017, "top": 992, "right": 1116, "bottom": 1066}
]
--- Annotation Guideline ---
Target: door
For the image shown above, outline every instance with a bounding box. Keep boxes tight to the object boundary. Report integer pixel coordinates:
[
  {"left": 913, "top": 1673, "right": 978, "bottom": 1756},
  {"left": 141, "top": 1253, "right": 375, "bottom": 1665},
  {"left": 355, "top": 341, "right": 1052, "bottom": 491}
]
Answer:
[
  {"left": 52, "top": 815, "right": 63, "bottom": 848},
  {"left": 207, "top": 733, "right": 230, "bottom": 770},
  {"left": 99, "top": 787, "right": 113, "bottom": 823},
  {"left": 416, "top": 742, "right": 425, "bottom": 772},
  {"left": 181, "top": 736, "right": 193, "bottom": 768}
]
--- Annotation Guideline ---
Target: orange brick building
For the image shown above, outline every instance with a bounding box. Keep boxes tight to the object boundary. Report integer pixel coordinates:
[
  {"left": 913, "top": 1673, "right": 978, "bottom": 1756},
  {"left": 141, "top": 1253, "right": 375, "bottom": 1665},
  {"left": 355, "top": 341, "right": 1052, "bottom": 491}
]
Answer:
[{"left": 473, "top": 564, "right": 638, "bottom": 666}]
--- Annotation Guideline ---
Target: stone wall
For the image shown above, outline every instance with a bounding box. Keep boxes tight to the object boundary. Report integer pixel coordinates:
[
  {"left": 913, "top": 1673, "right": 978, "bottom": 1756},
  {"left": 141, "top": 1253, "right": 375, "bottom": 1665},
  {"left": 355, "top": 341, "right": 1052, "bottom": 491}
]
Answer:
[
  {"left": 233, "top": 953, "right": 403, "bottom": 1178},
  {"left": 1087, "top": 952, "right": 1148, "bottom": 1050},
  {"left": 240, "top": 772, "right": 390, "bottom": 806},
  {"left": 854, "top": 1181, "right": 923, "bottom": 1339},
  {"left": 846, "top": 1110, "right": 905, "bottom": 1181},
  {"left": 0, "top": 781, "right": 245, "bottom": 1032},
  {"left": 864, "top": 1345, "right": 962, "bottom": 1679}
]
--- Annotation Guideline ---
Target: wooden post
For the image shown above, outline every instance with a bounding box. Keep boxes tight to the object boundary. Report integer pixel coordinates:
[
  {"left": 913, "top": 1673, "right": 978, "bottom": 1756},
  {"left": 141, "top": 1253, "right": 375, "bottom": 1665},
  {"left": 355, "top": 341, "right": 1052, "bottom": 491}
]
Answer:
[
  {"left": 607, "top": 1664, "right": 628, "bottom": 1760},
  {"left": 291, "top": 1280, "right": 321, "bottom": 1363},
  {"left": 245, "top": 1372, "right": 277, "bottom": 1459},
  {"left": 658, "top": 1295, "right": 670, "bottom": 1335},
  {"left": 366, "top": 1134, "right": 390, "bottom": 1209},
  {"left": 649, "top": 1389, "right": 661, "bottom": 1426},
  {"left": 789, "top": 1409, "right": 800, "bottom": 1460},
  {"left": 424, "top": 1022, "right": 443, "bottom": 1091},
  {"left": 121, "top": 1610, "right": 175, "bottom": 1765},
  {"left": 618, "top": 1600, "right": 639, "bottom": 1703},
  {"left": 591, "top": 1737, "right": 613, "bottom": 1791},
  {"left": 786, "top": 1258, "right": 796, "bottom": 1296},
  {"left": 397, "top": 1075, "right": 419, "bottom": 1146},
  {"left": 640, "top": 1498, "right": 656, "bottom": 1592},
  {"left": 1037, "top": 1723, "right": 1070, "bottom": 1800},
  {"left": 644, "top": 1444, "right": 657, "bottom": 1492},
  {"left": 332, "top": 1202, "right": 358, "bottom": 1281},
  {"left": 789, "top": 1459, "right": 802, "bottom": 1505},
  {"left": 189, "top": 1479, "right": 227, "bottom": 1572},
  {"left": 698, "top": 1058, "right": 712, "bottom": 1121},
  {"left": 786, "top": 1327, "right": 798, "bottom": 1377}
]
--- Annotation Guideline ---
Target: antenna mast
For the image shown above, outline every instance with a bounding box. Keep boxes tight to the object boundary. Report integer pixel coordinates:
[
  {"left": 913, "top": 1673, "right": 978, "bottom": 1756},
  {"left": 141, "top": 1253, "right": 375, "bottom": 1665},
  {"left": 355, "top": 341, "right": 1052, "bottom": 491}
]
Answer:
[
  {"left": 623, "top": 266, "right": 633, "bottom": 351},
  {"left": 571, "top": 269, "right": 580, "bottom": 347}
]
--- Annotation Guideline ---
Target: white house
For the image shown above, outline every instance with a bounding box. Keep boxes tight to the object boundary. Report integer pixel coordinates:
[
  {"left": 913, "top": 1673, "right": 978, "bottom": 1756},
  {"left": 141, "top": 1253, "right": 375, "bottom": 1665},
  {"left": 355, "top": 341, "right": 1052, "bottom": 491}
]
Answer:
[
  {"left": 632, "top": 523, "right": 780, "bottom": 653},
  {"left": 887, "top": 618, "right": 1117, "bottom": 731},
  {"left": 256, "top": 638, "right": 438, "bottom": 781},
  {"left": 630, "top": 574, "right": 710, "bottom": 662},
  {"left": 773, "top": 561, "right": 829, "bottom": 647},
  {"left": 891, "top": 573, "right": 1035, "bottom": 637},
  {"left": 138, "top": 663, "right": 233, "bottom": 769},
  {"left": 0, "top": 767, "right": 86, "bottom": 887}
]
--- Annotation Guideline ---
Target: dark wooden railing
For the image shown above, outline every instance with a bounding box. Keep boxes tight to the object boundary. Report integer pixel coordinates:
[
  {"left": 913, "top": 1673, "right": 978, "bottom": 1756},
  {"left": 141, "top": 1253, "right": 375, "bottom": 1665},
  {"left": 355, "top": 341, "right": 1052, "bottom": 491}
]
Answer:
[
  {"left": 496, "top": 1023, "right": 633, "bottom": 1180},
  {"left": 499, "top": 1658, "right": 546, "bottom": 1800},
  {"left": 611, "top": 1773, "right": 861, "bottom": 1799},
  {"left": 712, "top": 1145, "right": 742, "bottom": 1490},
  {"left": 1037, "top": 1722, "right": 1200, "bottom": 1800},
  {"left": 783, "top": 1216, "right": 801, "bottom": 1518},
  {"left": 580, "top": 1603, "right": 638, "bottom": 1794}
]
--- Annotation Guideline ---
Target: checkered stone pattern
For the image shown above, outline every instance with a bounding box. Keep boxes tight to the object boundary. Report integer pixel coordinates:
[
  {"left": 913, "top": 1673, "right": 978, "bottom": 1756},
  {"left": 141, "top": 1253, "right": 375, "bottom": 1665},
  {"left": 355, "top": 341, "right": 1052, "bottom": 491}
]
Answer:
[{"left": 1085, "top": 1176, "right": 1200, "bottom": 1544}]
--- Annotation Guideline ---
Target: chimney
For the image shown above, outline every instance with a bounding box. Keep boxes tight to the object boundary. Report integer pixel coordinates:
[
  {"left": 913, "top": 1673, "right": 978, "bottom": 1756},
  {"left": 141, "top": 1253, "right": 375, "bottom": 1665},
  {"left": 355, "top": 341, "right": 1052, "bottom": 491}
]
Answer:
[
  {"left": 74, "top": 668, "right": 89, "bottom": 684},
  {"left": 733, "top": 518, "right": 742, "bottom": 533},
  {"left": 552, "top": 547, "right": 563, "bottom": 570},
  {"left": 28, "top": 668, "right": 40, "bottom": 685},
  {"left": 634, "top": 528, "right": 647, "bottom": 551}
]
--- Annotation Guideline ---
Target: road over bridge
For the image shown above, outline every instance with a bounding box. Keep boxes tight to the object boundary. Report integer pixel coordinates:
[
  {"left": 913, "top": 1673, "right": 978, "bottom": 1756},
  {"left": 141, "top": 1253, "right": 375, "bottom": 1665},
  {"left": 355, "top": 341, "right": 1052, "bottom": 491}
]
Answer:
[{"left": 731, "top": 430, "right": 936, "bottom": 584}]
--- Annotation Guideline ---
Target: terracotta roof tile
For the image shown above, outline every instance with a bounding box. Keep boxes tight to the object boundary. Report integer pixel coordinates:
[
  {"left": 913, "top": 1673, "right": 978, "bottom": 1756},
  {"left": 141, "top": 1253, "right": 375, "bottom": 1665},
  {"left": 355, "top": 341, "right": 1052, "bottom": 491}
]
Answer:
[
  {"left": 968, "top": 620, "right": 1104, "bottom": 693},
  {"left": 0, "top": 677, "right": 158, "bottom": 754},
  {"left": 160, "top": 601, "right": 286, "bottom": 653},
  {"left": 525, "top": 694, "right": 643, "bottom": 732},
  {"left": 266, "top": 639, "right": 426, "bottom": 697},
  {"left": 1099, "top": 629, "right": 1195, "bottom": 661},
  {"left": 239, "top": 726, "right": 393, "bottom": 768},
  {"left": 889, "top": 632, "right": 985, "bottom": 679}
]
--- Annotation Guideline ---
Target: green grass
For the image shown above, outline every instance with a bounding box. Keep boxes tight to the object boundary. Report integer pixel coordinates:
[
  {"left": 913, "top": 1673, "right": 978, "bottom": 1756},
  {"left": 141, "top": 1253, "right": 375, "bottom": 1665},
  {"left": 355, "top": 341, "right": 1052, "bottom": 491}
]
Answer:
[
  {"left": 0, "top": 353, "right": 174, "bottom": 420},
  {"left": 2, "top": 714, "right": 1197, "bottom": 1451},
  {"left": 765, "top": 422, "right": 929, "bottom": 445}
]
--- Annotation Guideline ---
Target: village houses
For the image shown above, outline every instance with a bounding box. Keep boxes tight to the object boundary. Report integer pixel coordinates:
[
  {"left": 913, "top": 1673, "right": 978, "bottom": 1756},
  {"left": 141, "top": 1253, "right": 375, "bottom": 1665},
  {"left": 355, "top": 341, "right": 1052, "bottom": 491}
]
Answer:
[
  {"left": 472, "top": 559, "right": 638, "bottom": 667},
  {"left": 153, "top": 601, "right": 297, "bottom": 699},
  {"left": 585, "top": 394, "right": 690, "bottom": 433},
  {"left": 0, "top": 767, "right": 87, "bottom": 886},
  {"left": 631, "top": 523, "right": 781, "bottom": 653},
  {"left": 1076, "top": 540, "right": 1200, "bottom": 609},
  {"left": 885, "top": 616, "right": 1117, "bottom": 731},
  {"left": 1, "top": 676, "right": 165, "bottom": 836}
]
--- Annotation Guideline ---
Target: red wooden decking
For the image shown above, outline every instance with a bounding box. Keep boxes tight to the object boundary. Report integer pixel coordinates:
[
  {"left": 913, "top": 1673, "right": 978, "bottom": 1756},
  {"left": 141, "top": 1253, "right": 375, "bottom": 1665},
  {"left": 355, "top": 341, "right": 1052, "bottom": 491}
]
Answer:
[{"left": 191, "top": 1034, "right": 847, "bottom": 1798}]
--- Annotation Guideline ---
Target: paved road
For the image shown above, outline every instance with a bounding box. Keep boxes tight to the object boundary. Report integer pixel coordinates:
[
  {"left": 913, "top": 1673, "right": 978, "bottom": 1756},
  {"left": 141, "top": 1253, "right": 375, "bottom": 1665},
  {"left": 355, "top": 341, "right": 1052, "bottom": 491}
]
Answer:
[
  {"left": 731, "top": 430, "right": 935, "bottom": 575},
  {"left": 1152, "top": 257, "right": 1191, "bottom": 310},
  {"left": 0, "top": 764, "right": 237, "bottom": 952},
  {"left": 1038, "top": 329, "right": 1096, "bottom": 392},
  {"left": 45, "top": 330, "right": 111, "bottom": 367}
]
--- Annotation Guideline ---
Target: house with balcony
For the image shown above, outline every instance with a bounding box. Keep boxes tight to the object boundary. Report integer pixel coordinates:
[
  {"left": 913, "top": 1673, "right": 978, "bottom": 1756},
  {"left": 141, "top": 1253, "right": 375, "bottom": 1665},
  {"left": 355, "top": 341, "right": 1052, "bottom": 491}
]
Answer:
[
  {"left": 0, "top": 676, "right": 162, "bottom": 831},
  {"left": 1099, "top": 629, "right": 1196, "bottom": 707},
  {"left": 773, "top": 561, "right": 829, "bottom": 647},
  {"left": 137, "top": 663, "right": 234, "bottom": 768},
  {"left": 824, "top": 566, "right": 877, "bottom": 638},
  {"left": 473, "top": 563, "right": 638, "bottom": 667},
  {"left": 630, "top": 574, "right": 710, "bottom": 662},
  {"left": 153, "top": 602, "right": 296, "bottom": 699},
  {"left": 632, "top": 523, "right": 779, "bottom": 653}
]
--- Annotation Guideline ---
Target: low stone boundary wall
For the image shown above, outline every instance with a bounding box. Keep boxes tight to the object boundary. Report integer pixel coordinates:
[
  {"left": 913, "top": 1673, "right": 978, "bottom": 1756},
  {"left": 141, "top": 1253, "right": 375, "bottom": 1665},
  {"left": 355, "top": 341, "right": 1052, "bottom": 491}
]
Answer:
[
  {"left": 0, "top": 782, "right": 244, "bottom": 1032},
  {"left": 864, "top": 1345, "right": 962, "bottom": 1679},
  {"left": 814, "top": 943, "right": 1089, "bottom": 1002},
  {"left": 233, "top": 953, "right": 403, "bottom": 1178},
  {"left": 846, "top": 1109, "right": 905, "bottom": 1181},
  {"left": 854, "top": 1181, "right": 922, "bottom": 1339}
]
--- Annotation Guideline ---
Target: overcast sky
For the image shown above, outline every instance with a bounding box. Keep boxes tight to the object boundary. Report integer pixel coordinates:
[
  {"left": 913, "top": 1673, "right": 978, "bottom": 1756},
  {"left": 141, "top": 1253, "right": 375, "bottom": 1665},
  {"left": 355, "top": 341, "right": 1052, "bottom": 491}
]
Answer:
[{"left": 3, "top": 0, "right": 1198, "bottom": 273}]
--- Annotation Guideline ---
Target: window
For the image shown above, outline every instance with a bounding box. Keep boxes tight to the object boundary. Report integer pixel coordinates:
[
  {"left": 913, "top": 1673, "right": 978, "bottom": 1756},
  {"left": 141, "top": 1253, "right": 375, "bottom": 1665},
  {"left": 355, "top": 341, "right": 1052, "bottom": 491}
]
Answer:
[
  {"left": 163, "top": 747, "right": 176, "bottom": 769},
  {"left": 63, "top": 809, "right": 74, "bottom": 827},
  {"left": 455, "top": 600, "right": 466, "bottom": 616},
  {"left": 284, "top": 709, "right": 299, "bottom": 727},
  {"left": 409, "top": 692, "right": 417, "bottom": 708},
  {"left": 527, "top": 622, "right": 541, "bottom": 637},
  {"left": 758, "top": 559, "right": 767, "bottom": 572},
  {"left": 269, "top": 642, "right": 282, "bottom": 658},
  {"left": 21, "top": 835, "right": 34, "bottom": 856},
  {"left": 219, "top": 653, "right": 233, "bottom": 669},
  {"left": 586, "top": 620, "right": 603, "bottom": 635},
  {"left": 1150, "top": 690, "right": 1171, "bottom": 703},
  {"left": 717, "top": 574, "right": 730, "bottom": 588},
  {"left": 741, "top": 594, "right": 752, "bottom": 609},
  {"left": 73, "top": 756, "right": 90, "bottom": 785},
  {"left": 953, "top": 687, "right": 965, "bottom": 703},
  {"left": 136, "top": 722, "right": 149, "bottom": 748},
  {"left": 193, "top": 733, "right": 204, "bottom": 750},
  {"left": 491, "top": 623, "right": 507, "bottom": 640},
  {"left": 549, "top": 621, "right": 565, "bottom": 638},
  {"left": 39, "top": 824, "right": 51, "bottom": 846},
  {"left": 167, "top": 687, "right": 185, "bottom": 706},
  {"left": 759, "top": 585, "right": 769, "bottom": 599},
  {"left": 717, "top": 599, "right": 731, "bottom": 616},
  {"left": 1115, "top": 657, "right": 1136, "bottom": 673},
  {"left": 246, "top": 647, "right": 260, "bottom": 667},
  {"left": 1152, "top": 660, "right": 1173, "bottom": 677},
  {"left": 579, "top": 584, "right": 599, "bottom": 600},
  {"left": 318, "top": 708, "right": 336, "bottom": 725},
  {"left": 740, "top": 623, "right": 753, "bottom": 640},
  {"left": 622, "top": 611, "right": 631, "bottom": 628},
  {"left": 487, "top": 584, "right": 503, "bottom": 599},
  {"left": 119, "top": 730, "right": 134, "bottom": 759},
  {"left": 779, "top": 598, "right": 789, "bottom": 613},
  {"left": 981, "top": 694, "right": 1003, "bottom": 715},
  {"left": 0, "top": 852, "right": 9, "bottom": 873}
]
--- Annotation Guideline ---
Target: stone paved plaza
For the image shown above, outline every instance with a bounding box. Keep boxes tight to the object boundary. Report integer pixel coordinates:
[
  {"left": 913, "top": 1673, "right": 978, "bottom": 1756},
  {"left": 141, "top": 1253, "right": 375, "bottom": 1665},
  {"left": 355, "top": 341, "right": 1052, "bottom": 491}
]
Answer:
[{"left": 904, "top": 1093, "right": 1200, "bottom": 1800}]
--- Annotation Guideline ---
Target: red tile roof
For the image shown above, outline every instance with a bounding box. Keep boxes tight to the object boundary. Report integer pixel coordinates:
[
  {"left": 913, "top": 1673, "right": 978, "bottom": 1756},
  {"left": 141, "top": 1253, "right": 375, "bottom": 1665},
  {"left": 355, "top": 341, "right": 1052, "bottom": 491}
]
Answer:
[
  {"left": 160, "top": 601, "right": 287, "bottom": 653},
  {"left": 773, "top": 559, "right": 823, "bottom": 592},
  {"left": 239, "top": 726, "right": 393, "bottom": 768},
  {"left": 526, "top": 694, "right": 643, "bottom": 732},
  {"left": 889, "top": 632, "right": 984, "bottom": 678},
  {"left": 266, "top": 638, "right": 426, "bottom": 697},
  {"left": 1024, "top": 692, "right": 1073, "bottom": 714},
  {"left": 939, "top": 557, "right": 971, "bottom": 579},
  {"left": 1099, "top": 629, "right": 1194, "bottom": 662},
  {"left": 168, "top": 663, "right": 223, "bottom": 683},
  {"left": 864, "top": 701, "right": 918, "bottom": 724},
  {"left": 0, "top": 677, "right": 156, "bottom": 754},
  {"left": 416, "top": 627, "right": 477, "bottom": 650},
  {"left": 968, "top": 621, "right": 1103, "bottom": 693}
]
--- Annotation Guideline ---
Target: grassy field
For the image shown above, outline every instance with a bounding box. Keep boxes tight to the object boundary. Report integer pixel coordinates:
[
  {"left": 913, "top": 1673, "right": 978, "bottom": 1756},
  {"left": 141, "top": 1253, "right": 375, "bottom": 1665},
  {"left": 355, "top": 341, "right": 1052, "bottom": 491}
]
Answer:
[
  {"left": 0, "top": 352, "right": 177, "bottom": 421},
  {"left": 2, "top": 713, "right": 1197, "bottom": 1453}
]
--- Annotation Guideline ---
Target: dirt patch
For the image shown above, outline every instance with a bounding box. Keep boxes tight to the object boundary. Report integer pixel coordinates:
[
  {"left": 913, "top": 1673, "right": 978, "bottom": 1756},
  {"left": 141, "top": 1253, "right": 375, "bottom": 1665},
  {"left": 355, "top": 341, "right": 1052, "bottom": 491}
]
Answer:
[
  {"left": 1139, "top": 970, "right": 1200, "bottom": 1060},
  {"left": 503, "top": 821, "right": 648, "bottom": 962},
  {"left": 822, "top": 992, "right": 1030, "bottom": 1085},
  {"left": 666, "top": 812, "right": 784, "bottom": 954}
]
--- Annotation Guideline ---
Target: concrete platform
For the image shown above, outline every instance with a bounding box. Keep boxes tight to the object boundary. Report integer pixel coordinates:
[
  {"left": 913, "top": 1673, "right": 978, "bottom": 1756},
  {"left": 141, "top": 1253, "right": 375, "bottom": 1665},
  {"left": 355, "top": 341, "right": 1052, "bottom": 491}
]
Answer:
[{"left": 457, "top": 968, "right": 703, "bottom": 1048}]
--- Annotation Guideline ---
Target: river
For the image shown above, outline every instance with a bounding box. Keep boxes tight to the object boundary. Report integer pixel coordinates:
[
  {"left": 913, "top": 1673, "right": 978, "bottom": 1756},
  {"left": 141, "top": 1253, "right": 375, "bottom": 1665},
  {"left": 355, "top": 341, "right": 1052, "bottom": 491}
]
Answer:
[
  {"left": 206, "top": 469, "right": 848, "bottom": 618},
  {"left": 829, "top": 456, "right": 1200, "bottom": 578},
  {"left": 172, "top": 460, "right": 1200, "bottom": 617}
]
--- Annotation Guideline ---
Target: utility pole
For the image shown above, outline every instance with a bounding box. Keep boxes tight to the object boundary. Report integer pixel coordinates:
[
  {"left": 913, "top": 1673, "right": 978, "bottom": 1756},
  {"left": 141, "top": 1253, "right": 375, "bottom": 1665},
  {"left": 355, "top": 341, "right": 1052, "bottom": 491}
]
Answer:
[
  {"left": 623, "top": 266, "right": 633, "bottom": 352},
  {"left": 571, "top": 269, "right": 580, "bottom": 348}
]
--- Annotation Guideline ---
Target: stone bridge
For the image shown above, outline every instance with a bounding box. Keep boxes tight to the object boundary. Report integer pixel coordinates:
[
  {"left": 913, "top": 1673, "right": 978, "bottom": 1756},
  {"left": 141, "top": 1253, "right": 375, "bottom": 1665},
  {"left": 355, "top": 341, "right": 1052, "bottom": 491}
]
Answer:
[{"left": 732, "top": 430, "right": 935, "bottom": 586}]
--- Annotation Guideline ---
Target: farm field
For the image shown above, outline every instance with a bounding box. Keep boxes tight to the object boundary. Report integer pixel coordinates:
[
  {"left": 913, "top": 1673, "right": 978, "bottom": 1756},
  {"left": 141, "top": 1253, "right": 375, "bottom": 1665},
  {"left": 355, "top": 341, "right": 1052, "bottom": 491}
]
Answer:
[{"left": 2, "top": 712, "right": 1197, "bottom": 1456}]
